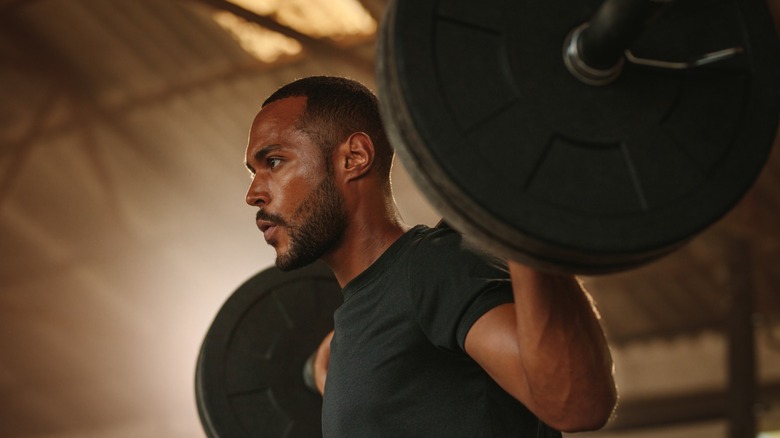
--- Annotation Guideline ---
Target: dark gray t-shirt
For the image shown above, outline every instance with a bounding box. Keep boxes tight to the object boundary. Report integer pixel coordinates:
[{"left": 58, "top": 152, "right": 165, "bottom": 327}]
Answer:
[{"left": 322, "top": 225, "right": 561, "bottom": 437}]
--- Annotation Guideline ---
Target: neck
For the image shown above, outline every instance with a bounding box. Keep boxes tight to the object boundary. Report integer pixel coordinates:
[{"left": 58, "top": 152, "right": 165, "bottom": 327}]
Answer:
[{"left": 322, "top": 196, "right": 410, "bottom": 287}]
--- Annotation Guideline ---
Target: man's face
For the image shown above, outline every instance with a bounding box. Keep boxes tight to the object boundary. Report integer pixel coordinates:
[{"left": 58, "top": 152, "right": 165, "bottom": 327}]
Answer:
[{"left": 244, "top": 96, "right": 347, "bottom": 270}]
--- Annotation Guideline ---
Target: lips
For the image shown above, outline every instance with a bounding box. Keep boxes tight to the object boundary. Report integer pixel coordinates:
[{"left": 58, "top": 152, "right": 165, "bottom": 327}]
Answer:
[{"left": 255, "top": 219, "right": 278, "bottom": 243}]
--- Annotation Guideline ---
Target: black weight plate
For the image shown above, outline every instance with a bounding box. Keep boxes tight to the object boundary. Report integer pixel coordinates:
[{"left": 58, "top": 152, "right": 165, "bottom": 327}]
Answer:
[
  {"left": 196, "top": 262, "right": 342, "bottom": 437},
  {"left": 377, "top": 0, "right": 780, "bottom": 273}
]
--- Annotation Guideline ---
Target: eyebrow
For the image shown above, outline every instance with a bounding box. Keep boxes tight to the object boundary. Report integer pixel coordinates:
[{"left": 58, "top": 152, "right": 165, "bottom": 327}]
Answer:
[{"left": 244, "top": 144, "right": 283, "bottom": 173}]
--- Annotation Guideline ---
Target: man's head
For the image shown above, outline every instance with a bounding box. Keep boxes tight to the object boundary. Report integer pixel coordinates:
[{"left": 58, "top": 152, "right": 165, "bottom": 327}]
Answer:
[
  {"left": 262, "top": 76, "right": 394, "bottom": 182},
  {"left": 245, "top": 76, "right": 393, "bottom": 271}
]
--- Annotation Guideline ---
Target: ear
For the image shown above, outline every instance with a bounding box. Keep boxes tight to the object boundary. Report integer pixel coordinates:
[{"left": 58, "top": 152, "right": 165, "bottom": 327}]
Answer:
[{"left": 336, "top": 132, "right": 375, "bottom": 182}]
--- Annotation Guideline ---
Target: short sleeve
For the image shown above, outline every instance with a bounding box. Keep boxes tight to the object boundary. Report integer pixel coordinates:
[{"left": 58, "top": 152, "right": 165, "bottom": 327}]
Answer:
[{"left": 406, "top": 227, "right": 514, "bottom": 352}]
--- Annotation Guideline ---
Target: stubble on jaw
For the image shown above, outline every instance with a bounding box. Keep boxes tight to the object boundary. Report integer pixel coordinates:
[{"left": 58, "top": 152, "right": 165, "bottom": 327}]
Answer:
[{"left": 273, "top": 173, "right": 348, "bottom": 271}]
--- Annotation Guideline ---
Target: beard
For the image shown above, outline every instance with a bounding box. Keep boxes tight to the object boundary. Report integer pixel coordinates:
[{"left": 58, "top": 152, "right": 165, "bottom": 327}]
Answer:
[{"left": 261, "top": 173, "right": 348, "bottom": 271}]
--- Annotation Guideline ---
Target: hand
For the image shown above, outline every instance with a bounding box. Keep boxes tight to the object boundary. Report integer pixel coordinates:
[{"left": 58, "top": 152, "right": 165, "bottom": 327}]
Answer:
[{"left": 313, "top": 330, "right": 334, "bottom": 395}]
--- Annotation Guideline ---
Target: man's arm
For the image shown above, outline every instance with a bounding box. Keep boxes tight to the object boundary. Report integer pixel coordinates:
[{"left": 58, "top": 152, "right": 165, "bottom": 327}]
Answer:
[{"left": 464, "top": 260, "right": 617, "bottom": 433}]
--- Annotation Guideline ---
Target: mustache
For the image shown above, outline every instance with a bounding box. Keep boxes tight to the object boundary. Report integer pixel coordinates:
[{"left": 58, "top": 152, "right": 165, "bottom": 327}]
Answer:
[{"left": 256, "top": 209, "right": 289, "bottom": 227}]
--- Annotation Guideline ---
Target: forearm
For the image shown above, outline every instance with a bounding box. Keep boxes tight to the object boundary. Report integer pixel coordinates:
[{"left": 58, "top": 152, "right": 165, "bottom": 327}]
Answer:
[{"left": 508, "top": 261, "right": 616, "bottom": 431}]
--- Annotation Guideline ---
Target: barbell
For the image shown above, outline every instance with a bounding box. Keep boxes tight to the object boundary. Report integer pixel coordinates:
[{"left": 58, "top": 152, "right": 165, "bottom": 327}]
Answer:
[
  {"left": 377, "top": 0, "right": 780, "bottom": 274},
  {"left": 197, "top": 0, "right": 780, "bottom": 435},
  {"left": 196, "top": 262, "right": 341, "bottom": 437}
]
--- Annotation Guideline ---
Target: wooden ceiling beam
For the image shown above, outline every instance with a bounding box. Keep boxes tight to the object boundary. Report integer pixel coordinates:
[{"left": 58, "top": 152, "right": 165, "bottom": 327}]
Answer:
[
  {"left": 356, "top": 0, "right": 387, "bottom": 24},
  {"left": 191, "top": 0, "right": 375, "bottom": 76}
]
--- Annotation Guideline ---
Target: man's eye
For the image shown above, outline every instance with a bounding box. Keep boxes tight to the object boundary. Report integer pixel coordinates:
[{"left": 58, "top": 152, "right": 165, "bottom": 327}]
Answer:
[{"left": 268, "top": 157, "right": 282, "bottom": 168}]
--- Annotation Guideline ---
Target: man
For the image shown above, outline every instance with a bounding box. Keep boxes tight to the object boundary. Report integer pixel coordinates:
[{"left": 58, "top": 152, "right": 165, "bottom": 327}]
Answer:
[{"left": 244, "top": 76, "right": 616, "bottom": 437}]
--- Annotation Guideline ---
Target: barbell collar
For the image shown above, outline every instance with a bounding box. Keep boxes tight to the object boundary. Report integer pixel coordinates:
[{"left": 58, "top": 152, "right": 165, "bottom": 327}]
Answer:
[
  {"left": 564, "top": 0, "right": 673, "bottom": 85},
  {"left": 563, "top": 23, "right": 625, "bottom": 86}
]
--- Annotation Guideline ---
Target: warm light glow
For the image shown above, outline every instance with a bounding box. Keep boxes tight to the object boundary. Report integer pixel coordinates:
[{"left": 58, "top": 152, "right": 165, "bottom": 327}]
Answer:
[
  {"left": 211, "top": 0, "right": 376, "bottom": 63},
  {"left": 228, "top": 0, "right": 376, "bottom": 41},
  {"left": 212, "top": 11, "right": 303, "bottom": 63}
]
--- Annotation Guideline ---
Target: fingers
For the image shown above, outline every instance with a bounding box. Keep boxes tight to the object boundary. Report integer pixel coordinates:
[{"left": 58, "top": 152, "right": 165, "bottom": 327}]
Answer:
[{"left": 313, "top": 330, "right": 334, "bottom": 395}]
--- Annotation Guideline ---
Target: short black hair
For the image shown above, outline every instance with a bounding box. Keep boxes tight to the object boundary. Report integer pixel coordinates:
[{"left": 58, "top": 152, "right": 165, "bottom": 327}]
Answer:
[{"left": 263, "top": 76, "right": 394, "bottom": 179}]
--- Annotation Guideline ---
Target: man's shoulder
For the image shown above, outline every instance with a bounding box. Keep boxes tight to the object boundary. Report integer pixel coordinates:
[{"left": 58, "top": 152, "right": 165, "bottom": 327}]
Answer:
[
  {"left": 409, "top": 223, "right": 492, "bottom": 258},
  {"left": 406, "top": 223, "right": 507, "bottom": 276},
  {"left": 408, "top": 222, "right": 460, "bottom": 246}
]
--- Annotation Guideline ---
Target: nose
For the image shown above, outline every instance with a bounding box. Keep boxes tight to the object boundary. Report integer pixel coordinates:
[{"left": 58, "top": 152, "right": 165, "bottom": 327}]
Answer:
[{"left": 245, "top": 176, "right": 269, "bottom": 207}]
